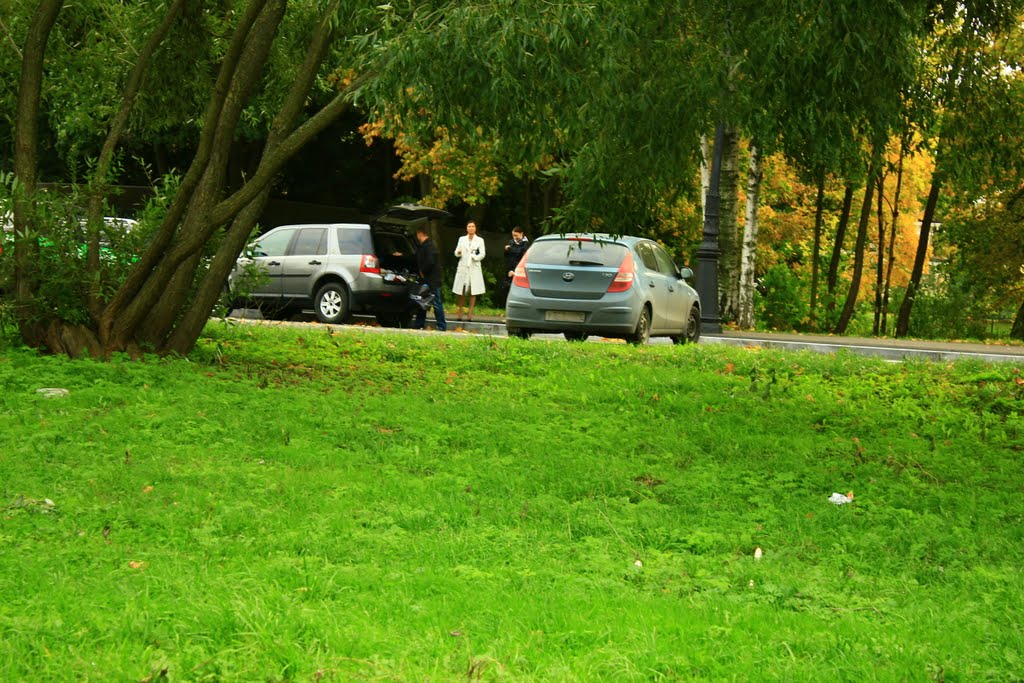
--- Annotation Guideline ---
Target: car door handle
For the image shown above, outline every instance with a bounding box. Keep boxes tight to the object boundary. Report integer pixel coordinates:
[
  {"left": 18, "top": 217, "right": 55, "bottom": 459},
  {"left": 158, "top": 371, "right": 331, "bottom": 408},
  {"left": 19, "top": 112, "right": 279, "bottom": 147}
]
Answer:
[
  {"left": 308, "top": 259, "right": 322, "bottom": 265},
  {"left": 268, "top": 260, "right": 281, "bottom": 266},
  {"left": 649, "top": 282, "right": 656, "bottom": 288},
  {"left": 668, "top": 286, "right": 675, "bottom": 292}
]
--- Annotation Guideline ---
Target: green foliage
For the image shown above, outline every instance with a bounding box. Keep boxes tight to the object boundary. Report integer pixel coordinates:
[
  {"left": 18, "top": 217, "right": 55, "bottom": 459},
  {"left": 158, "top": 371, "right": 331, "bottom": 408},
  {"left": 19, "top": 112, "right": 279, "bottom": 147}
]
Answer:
[
  {"left": 0, "top": 169, "right": 187, "bottom": 327},
  {"left": 755, "top": 263, "right": 808, "bottom": 330},
  {"left": 1, "top": 324, "right": 1023, "bottom": 679},
  {"left": 905, "top": 281, "right": 1004, "bottom": 341}
]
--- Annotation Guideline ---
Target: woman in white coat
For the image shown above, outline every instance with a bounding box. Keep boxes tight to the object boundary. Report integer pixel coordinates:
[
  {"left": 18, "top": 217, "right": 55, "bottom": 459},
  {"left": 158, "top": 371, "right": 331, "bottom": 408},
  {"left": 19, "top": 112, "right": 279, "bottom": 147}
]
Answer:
[{"left": 452, "top": 220, "right": 486, "bottom": 321}]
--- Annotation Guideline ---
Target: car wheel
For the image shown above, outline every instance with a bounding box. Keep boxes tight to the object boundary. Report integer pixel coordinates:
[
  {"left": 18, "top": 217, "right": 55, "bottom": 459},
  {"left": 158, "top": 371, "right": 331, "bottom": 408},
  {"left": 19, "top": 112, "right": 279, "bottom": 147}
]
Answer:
[
  {"left": 563, "top": 331, "right": 590, "bottom": 342},
  {"left": 673, "top": 305, "right": 701, "bottom": 345},
  {"left": 627, "top": 305, "right": 652, "bottom": 345},
  {"left": 507, "top": 326, "right": 532, "bottom": 339},
  {"left": 314, "top": 282, "right": 349, "bottom": 324}
]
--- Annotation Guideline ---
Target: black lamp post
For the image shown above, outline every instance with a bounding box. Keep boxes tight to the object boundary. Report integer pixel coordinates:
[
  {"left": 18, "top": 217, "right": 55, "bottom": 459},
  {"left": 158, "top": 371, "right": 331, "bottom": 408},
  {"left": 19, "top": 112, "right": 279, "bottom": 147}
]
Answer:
[{"left": 696, "top": 122, "right": 724, "bottom": 333}]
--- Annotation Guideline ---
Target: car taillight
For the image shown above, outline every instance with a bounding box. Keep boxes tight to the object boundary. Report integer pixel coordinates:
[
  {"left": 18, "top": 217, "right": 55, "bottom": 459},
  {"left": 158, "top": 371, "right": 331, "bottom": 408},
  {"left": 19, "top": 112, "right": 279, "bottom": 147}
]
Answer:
[
  {"left": 606, "top": 251, "right": 635, "bottom": 292},
  {"left": 359, "top": 254, "right": 380, "bottom": 274},
  {"left": 512, "top": 255, "right": 529, "bottom": 288}
]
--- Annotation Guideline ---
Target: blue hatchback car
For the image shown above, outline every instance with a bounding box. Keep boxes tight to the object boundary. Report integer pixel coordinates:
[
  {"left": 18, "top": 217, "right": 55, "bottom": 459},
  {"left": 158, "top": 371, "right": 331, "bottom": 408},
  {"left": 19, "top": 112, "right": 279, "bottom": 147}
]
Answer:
[{"left": 505, "top": 233, "right": 701, "bottom": 344}]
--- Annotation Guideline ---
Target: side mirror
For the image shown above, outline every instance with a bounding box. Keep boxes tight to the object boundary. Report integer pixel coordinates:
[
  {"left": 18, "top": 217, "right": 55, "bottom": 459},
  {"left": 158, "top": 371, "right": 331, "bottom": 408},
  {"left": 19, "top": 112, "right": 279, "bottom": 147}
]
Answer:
[{"left": 679, "top": 266, "right": 694, "bottom": 280}]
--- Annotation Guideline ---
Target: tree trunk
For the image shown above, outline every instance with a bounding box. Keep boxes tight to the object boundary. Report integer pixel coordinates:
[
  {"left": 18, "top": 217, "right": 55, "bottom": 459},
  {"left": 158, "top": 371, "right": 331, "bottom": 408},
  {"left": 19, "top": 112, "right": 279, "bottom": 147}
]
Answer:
[
  {"left": 826, "top": 182, "right": 855, "bottom": 306},
  {"left": 1011, "top": 299, "right": 1024, "bottom": 340},
  {"left": 12, "top": 0, "right": 63, "bottom": 312},
  {"left": 737, "top": 144, "right": 762, "bottom": 330},
  {"left": 881, "top": 141, "right": 906, "bottom": 335},
  {"left": 13, "top": 0, "right": 359, "bottom": 357},
  {"left": 834, "top": 156, "right": 879, "bottom": 334},
  {"left": 128, "top": 0, "right": 289, "bottom": 348},
  {"left": 896, "top": 169, "right": 942, "bottom": 337},
  {"left": 699, "top": 133, "right": 710, "bottom": 222},
  {"left": 872, "top": 173, "right": 886, "bottom": 335},
  {"left": 522, "top": 176, "right": 532, "bottom": 233},
  {"left": 716, "top": 125, "right": 741, "bottom": 322},
  {"left": 809, "top": 171, "right": 825, "bottom": 330},
  {"left": 99, "top": 0, "right": 276, "bottom": 347},
  {"left": 166, "top": 1, "right": 343, "bottom": 354},
  {"left": 166, "top": 198, "right": 269, "bottom": 355},
  {"left": 84, "top": 0, "right": 186, "bottom": 315}
]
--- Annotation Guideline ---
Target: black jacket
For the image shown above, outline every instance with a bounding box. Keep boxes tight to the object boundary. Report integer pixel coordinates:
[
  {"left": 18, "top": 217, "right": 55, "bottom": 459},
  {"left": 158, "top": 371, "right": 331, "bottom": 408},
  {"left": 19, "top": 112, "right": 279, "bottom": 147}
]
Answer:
[
  {"left": 416, "top": 237, "right": 442, "bottom": 287},
  {"left": 504, "top": 236, "right": 530, "bottom": 273}
]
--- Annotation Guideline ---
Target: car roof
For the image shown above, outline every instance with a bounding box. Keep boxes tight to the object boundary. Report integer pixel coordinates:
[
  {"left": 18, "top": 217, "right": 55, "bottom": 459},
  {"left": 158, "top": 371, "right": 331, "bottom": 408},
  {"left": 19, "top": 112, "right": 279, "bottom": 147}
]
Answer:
[
  {"left": 271, "top": 223, "right": 369, "bottom": 231},
  {"left": 534, "top": 232, "right": 644, "bottom": 245}
]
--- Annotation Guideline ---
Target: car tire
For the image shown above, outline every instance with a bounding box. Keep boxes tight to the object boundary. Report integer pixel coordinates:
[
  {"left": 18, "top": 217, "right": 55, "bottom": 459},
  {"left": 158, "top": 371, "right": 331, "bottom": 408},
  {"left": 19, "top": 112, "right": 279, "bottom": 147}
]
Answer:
[
  {"left": 507, "top": 326, "right": 532, "bottom": 339},
  {"left": 563, "top": 331, "right": 589, "bottom": 342},
  {"left": 314, "top": 282, "right": 349, "bottom": 324},
  {"left": 673, "top": 305, "right": 701, "bottom": 345},
  {"left": 627, "top": 305, "right": 652, "bottom": 345}
]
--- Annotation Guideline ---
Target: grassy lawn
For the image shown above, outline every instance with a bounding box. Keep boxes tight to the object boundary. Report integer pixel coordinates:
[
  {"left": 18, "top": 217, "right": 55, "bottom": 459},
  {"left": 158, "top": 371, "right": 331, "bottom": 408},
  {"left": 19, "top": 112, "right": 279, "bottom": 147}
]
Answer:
[{"left": 1, "top": 322, "right": 1023, "bottom": 681}]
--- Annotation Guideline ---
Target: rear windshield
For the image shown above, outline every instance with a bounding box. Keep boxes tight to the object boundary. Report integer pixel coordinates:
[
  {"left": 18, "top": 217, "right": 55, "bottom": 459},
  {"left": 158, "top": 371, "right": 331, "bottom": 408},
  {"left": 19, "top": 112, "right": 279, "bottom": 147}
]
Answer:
[{"left": 527, "top": 239, "right": 627, "bottom": 267}]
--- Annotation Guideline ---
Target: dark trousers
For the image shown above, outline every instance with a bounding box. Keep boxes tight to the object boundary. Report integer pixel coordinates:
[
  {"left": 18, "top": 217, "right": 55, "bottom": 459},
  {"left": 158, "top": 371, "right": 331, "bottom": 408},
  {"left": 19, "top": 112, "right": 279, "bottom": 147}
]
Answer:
[
  {"left": 414, "top": 285, "right": 447, "bottom": 331},
  {"left": 498, "top": 277, "right": 513, "bottom": 307}
]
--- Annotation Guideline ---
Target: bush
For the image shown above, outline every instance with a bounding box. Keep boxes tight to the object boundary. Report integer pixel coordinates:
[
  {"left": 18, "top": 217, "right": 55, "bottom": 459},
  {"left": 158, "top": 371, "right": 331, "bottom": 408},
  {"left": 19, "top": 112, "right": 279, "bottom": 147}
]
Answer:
[
  {"left": 907, "top": 281, "right": 990, "bottom": 340},
  {"left": 755, "top": 264, "right": 808, "bottom": 330}
]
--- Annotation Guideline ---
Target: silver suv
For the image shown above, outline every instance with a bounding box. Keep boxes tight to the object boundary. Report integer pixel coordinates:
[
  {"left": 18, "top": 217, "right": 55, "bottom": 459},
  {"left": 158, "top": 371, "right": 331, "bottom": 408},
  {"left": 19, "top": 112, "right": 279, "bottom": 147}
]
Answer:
[{"left": 230, "top": 205, "right": 450, "bottom": 326}]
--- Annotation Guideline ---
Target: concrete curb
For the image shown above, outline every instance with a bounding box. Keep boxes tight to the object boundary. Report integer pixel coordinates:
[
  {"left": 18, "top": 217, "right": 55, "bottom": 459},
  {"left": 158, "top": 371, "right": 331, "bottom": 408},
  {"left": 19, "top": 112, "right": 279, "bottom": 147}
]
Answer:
[
  {"left": 226, "top": 310, "right": 1024, "bottom": 364},
  {"left": 701, "top": 334, "right": 1023, "bottom": 364}
]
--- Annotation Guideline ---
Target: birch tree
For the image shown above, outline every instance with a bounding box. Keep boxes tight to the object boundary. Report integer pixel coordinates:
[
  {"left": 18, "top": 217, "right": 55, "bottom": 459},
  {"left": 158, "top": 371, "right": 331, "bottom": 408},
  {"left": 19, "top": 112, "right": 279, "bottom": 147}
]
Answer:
[{"left": 737, "top": 145, "right": 762, "bottom": 329}]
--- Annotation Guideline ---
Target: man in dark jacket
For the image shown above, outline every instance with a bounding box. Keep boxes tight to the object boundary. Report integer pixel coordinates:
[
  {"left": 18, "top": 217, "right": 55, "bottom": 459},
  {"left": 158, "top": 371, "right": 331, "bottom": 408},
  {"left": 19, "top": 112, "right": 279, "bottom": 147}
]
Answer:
[
  {"left": 413, "top": 226, "right": 447, "bottom": 331},
  {"left": 500, "top": 226, "right": 530, "bottom": 307}
]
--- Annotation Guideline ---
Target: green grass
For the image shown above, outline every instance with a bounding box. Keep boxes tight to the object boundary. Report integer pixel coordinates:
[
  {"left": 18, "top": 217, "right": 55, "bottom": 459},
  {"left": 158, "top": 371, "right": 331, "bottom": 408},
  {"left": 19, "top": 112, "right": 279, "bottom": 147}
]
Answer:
[{"left": 1, "top": 323, "right": 1023, "bottom": 681}]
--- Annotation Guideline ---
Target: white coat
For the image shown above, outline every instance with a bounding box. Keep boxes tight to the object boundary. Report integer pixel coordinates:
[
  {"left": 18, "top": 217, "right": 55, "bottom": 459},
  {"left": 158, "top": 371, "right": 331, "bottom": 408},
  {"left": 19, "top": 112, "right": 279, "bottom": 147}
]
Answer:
[{"left": 452, "top": 234, "right": 486, "bottom": 296}]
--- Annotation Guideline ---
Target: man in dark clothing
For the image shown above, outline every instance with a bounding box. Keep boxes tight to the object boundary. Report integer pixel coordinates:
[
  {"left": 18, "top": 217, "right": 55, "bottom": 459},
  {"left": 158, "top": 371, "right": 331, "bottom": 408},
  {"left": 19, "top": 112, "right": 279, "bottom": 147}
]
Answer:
[
  {"left": 413, "top": 226, "right": 447, "bottom": 331},
  {"left": 500, "top": 226, "right": 530, "bottom": 307}
]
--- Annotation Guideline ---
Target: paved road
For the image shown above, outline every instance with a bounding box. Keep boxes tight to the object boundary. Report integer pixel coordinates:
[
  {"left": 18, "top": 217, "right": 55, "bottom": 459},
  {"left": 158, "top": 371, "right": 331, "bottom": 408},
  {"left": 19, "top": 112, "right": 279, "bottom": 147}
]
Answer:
[{"left": 229, "top": 309, "right": 1024, "bottom": 364}]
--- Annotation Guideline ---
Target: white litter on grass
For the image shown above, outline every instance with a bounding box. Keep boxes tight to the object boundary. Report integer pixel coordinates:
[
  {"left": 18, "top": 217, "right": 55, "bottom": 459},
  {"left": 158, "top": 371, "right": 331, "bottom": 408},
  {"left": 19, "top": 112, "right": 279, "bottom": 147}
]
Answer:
[
  {"left": 828, "top": 492, "right": 854, "bottom": 505},
  {"left": 754, "top": 547, "right": 763, "bottom": 560},
  {"left": 36, "top": 388, "right": 69, "bottom": 398}
]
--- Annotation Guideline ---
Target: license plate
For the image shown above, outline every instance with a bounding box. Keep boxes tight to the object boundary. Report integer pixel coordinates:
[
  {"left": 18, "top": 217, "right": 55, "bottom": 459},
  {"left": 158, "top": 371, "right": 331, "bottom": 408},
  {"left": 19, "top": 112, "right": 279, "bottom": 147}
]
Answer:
[{"left": 545, "top": 310, "right": 585, "bottom": 323}]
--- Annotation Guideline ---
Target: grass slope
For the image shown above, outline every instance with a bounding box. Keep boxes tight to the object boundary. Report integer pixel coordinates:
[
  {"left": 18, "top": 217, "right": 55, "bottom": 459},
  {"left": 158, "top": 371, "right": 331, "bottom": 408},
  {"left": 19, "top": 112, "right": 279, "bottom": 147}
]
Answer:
[{"left": 1, "top": 323, "right": 1023, "bottom": 681}]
